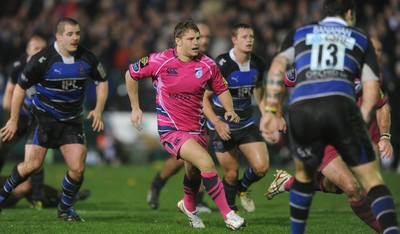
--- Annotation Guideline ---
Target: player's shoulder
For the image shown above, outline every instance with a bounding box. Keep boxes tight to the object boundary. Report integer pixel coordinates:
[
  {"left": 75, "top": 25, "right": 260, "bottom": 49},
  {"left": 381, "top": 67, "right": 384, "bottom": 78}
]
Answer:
[
  {"left": 148, "top": 48, "right": 175, "bottom": 63},
  {"left": 250, "top": 53, "right": 265, "bottom": 66},
  {"left": 12, "top": 54, "right": 28, "bottom": 69},
  {"left": 197, "top": 53, "right": 217, "bottom": 65},
  {"left": 214, "top": 52, "right": 230, "bottom": 67},
  {"left": 77, "top": 45, "right": 100, "bottom": 61},
  {"left": 27, "top": 45, "right": 54, "bottom": 66}
]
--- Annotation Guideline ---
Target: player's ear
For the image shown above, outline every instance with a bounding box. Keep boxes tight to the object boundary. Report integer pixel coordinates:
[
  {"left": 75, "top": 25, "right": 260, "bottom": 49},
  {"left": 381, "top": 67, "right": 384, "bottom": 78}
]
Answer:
[
  {"left": 175, "top": 37, "right": 181, "bottom": 47},
  {"left": 345, "top": 9, "right": 356, "bottom": 26}
]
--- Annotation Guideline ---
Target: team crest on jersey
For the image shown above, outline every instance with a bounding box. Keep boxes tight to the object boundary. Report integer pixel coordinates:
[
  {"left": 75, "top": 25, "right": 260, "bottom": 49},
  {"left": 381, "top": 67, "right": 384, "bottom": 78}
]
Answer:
[
  {"left": 78, "top": 64, "right": 86, "bottom": 76},
  {"left": 195, "top": 68, "right": 202, "bottom": 78}
]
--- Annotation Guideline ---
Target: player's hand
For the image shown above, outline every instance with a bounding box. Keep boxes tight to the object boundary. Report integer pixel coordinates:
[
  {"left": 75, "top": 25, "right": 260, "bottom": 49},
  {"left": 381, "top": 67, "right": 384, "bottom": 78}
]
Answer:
[
  {"left": 260, "top": 112, "right": 286, "bottom": 144},
  {"left": 214, "top": 119, "right": 231, "bottom": 141},
  {"left": 87, "top": 110, "right": 104, "bottom": 132},
  {"left": 130, "top": 108, "right": 143, "bottom": 131},
  {"left": 0, "top": 119, "right": 18, "bottom": 141},
  {"left": 224, "top": 111, "right": 240, "bottom": 123},
  {"left": 378, "top": 138, "right": 393, "bottom": 158}
]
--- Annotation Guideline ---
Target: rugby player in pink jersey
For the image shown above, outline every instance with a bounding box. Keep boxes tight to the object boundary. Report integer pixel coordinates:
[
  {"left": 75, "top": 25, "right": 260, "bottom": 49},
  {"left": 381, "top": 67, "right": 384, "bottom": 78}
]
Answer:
[{"left": 125, "top": 20, "right": 247, "bottom": 230}]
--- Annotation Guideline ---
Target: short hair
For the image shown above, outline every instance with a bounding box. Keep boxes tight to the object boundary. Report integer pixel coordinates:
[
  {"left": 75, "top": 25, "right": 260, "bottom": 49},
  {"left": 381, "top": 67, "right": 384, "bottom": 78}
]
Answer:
[
  {"left": 232, "top": 23, "right": 252, "bottom": 37},
  {"left": 322, "top": 0, "right": 356, "bottom": 18},
  {"left": 174, "top": 20, "right": 199, "bottom": 39},
  {"left": 56, "top": 17, "right": 79, "bottom": 34}
]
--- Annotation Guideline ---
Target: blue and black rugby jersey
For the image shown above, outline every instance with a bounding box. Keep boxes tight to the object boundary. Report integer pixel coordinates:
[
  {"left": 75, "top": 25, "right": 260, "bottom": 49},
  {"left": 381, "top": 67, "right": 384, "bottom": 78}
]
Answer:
[
  {"left": 208, "top": 49, "right": 265, "bottom": 130},
  {"left": 19, "top": 42, "right": 107, "bottom": 122},
  {"left": 10, "top": 55, "right": 34, "bottom": 116},
  {"left": 278, "top": 17, "right": 380, "bottom": 104}
]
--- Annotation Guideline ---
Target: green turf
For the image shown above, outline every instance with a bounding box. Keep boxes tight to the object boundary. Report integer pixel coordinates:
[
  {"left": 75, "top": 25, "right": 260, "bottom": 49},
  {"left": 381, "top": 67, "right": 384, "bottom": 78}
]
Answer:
[{"left": 0, "top": 162, "right": 399, "bottom": 233}]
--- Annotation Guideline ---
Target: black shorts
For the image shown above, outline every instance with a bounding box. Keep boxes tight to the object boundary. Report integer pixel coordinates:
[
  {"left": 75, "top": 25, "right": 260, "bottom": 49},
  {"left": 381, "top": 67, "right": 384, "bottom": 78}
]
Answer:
[
  {"left": 26, "top": 113, "right": 85, "bottom": 149},
  {"left": 288, "top": 95, "right": 375, "bottom": 167},
  {"left": 210, "top": 124, "right": 264, "bottom": 153}
]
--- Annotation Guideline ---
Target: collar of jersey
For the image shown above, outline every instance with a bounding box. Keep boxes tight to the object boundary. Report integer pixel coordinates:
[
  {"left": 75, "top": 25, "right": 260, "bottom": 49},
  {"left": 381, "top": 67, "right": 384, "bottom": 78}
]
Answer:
[{"left": 319, "top": 17, "right": 348, "bottom": 27}]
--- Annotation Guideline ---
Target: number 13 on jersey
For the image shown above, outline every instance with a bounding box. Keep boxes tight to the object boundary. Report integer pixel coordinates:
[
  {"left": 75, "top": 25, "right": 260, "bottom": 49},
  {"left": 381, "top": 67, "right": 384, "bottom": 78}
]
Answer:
[{"left": 306, "top": 33, "right": 355, "bottom": 71}]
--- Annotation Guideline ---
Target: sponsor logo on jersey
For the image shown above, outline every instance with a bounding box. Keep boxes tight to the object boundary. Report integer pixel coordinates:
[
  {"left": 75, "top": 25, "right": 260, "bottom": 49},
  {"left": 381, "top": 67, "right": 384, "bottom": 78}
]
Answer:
[
  {"left": 97, "top": 63, "right": 106, "bottom": 78},
  {"left": 169, "top": 93, "right": 191, "bottom": 100},
  {"left": 132, "top": 56, "right": 149, "bottom": 73},
  {"left": 173, "top": 137, "right": 181, "bottom": 146},
  {"left": 54, "top": 68, "right": 62, "bottom": 75},
  {"left": 231, "top": 76, "right": 239, "bottom": 83},
  {"left": 222, "top": 76, "right": 228, "bottom": 86},
  {"left": 195, "top": 68, "right": 202, "bottom": 78},
  {"left": 38, "top": 56, "right": 47, "bottom": 63},
  {"left": 166, "top": 67, "right": 178, "bottom": 75},
  {"left": 219, "top": 58, "right": 226, "bottom": 66},
  {"left": 140, "top": 56, "right": 149, "bottom": 67}
]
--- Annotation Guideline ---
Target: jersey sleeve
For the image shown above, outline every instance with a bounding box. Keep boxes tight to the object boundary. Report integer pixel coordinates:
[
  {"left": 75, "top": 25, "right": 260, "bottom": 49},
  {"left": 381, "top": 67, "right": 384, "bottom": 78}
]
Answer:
[
  {"left": 254, "top": 55, "right": 266, "bottom": 87},
  {"left": 128, "top": 55, "right": 155, "bottom": 80},
  {"left": 9, "top": 57, "right": 25, "bottom": 84},
  {"left": 208, "top": 62, "right": 229, "bottom": 95},
  {"left": 18, "top": 53, "right": 44, "bottom": 90},
  {"left": 277, "top": 29, "right": 296, "bottom": 64},
  {"left": 89, "top": 53, "right": 107, "bottom": 82},
  {"left": 361, "top": 38, "right": 380, "bottom": 82}
]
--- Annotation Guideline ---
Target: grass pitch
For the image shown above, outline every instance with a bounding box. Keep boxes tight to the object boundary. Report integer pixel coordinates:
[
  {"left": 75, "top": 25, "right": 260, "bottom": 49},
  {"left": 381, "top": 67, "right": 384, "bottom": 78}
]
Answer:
[{"left": 0, "top": 162, "right": 399, "bottom": 233}]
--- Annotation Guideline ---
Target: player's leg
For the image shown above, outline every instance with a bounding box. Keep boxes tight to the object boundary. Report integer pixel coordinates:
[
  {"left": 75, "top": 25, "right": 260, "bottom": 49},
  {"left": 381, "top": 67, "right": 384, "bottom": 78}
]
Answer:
[
  {"left": 215, "top": 149, "right": 239, "bottom": 211},
  {"left": 320, "top": 156, "right": 381, "bottom": 232},
  {"left": 290, "top": 157, "right": 318, "bottom": 234},
  {"left": 179, "top": 138, "right": 246, "bottom": 230},
  {"left": 238, "top": 141, "right": 269, "bottom": 212},
  {"left": 0, "top": 144, "right": 46, "bottom": 206},
  {"left": 351, "top": 162, "right": 399, "bottom": 233},
  {"left": 58, "top": 143, "right": 86, "bottom": 221},
  {"left": 0, "top": 176, "right": 32, "bottom": 208},
  {"left": 148, "top": 157, "right": 184, "bottom": 209},
  {"left": 29, "top": 167, "right": 45, "bottom": 209}
]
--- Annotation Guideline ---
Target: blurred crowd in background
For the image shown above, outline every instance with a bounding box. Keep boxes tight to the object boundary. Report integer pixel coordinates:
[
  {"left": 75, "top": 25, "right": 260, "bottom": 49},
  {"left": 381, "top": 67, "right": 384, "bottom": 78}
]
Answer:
[{"left": 0, "top": 0, "right": 399, "bottom": 170}]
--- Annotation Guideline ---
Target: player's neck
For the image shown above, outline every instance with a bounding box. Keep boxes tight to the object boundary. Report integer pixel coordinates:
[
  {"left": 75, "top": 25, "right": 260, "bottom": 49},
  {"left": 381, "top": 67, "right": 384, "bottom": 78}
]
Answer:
[
  {"left": 233, "top": 48, "right": 250, "bottom": 64},
  {"left": 176, "top": 48, "right": 194, "bottom": 62}
]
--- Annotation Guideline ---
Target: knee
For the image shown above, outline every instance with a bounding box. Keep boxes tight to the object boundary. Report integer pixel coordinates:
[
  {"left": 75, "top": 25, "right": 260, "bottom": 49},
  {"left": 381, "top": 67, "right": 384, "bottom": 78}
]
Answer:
[
  {"left": 69, "top": 166, "right": 85, "bottom": 181},
  {"left": 224, "top": 169, "right": 238, "bottom": 182},
  {"left": 20, "top": 162, "right": 42, "bottom": 176},
  {"left": 341, "top": 180, "right": 361, "bottom": 198},
  {"left": 251, "top": 164, "right": 269, "bottom": 177}
]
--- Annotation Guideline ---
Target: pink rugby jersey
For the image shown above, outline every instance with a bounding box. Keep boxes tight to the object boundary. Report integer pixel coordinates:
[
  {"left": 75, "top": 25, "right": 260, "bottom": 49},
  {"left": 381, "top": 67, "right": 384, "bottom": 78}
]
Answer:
[{"left": 128, "top": 48, "right": 228, "bottom": 135}]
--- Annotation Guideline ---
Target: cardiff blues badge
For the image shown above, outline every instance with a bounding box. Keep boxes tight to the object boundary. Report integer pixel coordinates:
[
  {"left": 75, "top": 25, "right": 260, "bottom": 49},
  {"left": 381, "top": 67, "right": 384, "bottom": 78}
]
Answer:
[{"left": 195, "top": 68, "right": 202, "bottom": 78}]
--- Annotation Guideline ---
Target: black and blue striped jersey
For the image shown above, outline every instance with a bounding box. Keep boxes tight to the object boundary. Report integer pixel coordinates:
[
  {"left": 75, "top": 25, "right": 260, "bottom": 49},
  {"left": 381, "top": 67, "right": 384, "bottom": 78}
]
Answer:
[
  {"left": 278, "top": 17, "right": 380, "bottom": 104},
  {"left": 10, "top": 54, "right": 35, "bottom": 117},
  {"left": 18, "top": 42, "right": 107, "bottom": 122},
  {"left": 208, "top": 49, "right": 265, "bottom": 130}
]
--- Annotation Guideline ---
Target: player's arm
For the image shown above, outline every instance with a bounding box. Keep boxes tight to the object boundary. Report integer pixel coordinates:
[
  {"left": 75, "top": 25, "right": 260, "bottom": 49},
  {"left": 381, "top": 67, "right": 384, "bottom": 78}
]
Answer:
[
  {"left": 260, "top": 55, "right": 288, "bottom": 143},
  {"left": 360, "top": 80, "right": 379, "bottom": 124},
  {"left": 216, "top": 90, "right": 239, "bottom": 123},
  {"left": 361, "top": 38, "right": 380, "bottom": 124},
  {"left": 1, "top": 84, "right": 25, "bottom": 141},
  {"left": 376, "top": 102, "right": 393, "bottom": 158},
  {"left": 87, "top": 81, "right": 108, "bottom": 132},
  {"left": 203, "top": 90, "right": 231, "bottom": 140},
  {"left": 125, "top": 70, "right": 142, "bottom": 131},
  {"left": 2, "top": 80, "right": 16, "bottom": 114},
  {"left": 253, "top": 83, "right": 265, "bottom": 113}
]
